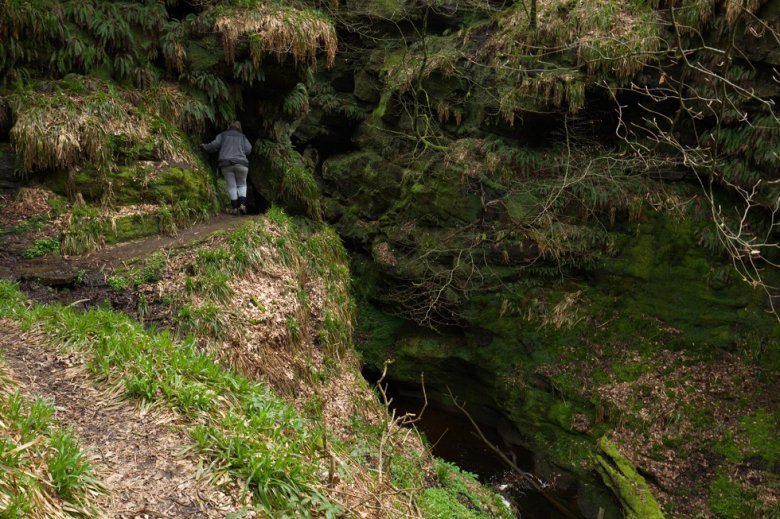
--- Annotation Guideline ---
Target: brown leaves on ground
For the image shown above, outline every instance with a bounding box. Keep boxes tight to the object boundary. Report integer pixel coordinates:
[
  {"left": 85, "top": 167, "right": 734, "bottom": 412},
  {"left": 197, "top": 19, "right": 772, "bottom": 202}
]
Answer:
[
  {"left": 0, "top": 189, "right": 64, "bottom": 258},
  {"left": 544, "top": 336, "right": 779, "bottom": 517},
  {"left": 594, "top": 350, "right": 779, "bottom": 515}
]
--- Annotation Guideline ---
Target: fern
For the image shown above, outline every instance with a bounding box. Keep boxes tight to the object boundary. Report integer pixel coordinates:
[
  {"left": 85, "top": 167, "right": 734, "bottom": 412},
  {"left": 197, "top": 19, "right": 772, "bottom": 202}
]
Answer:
[
  {"left": 161, "top": 19, "right": 188, "bottom": 73},
  {"left": 283, "top": 83, "right": 310, "bottom": 117},
  {"left": 233, "top": 60, "right": 266, "bottom": 85},
  {"left": 113, "top": 54, "right": 136, "bottom": 81},
  {"left": 281, "top": 161, "right": 322, "bottom": 220},
  {"left": 184, "top": 71, "right": 230, "bottom": 103},
  {"left": 90, "top": 4, "right": 134, "bottom": 52}
]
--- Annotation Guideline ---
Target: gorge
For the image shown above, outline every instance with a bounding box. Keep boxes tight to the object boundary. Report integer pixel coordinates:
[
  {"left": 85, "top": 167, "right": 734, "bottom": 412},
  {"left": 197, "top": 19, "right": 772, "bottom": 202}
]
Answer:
[{"left": 1, "top": 0, "right": 778, "bottom": 517}]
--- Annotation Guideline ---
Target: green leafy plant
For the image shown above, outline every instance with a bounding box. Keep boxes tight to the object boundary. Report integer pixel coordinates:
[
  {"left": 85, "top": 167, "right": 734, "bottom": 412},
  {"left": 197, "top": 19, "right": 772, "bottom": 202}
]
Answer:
[
  {"left": 20, "top": 238, "right": 60, "bottom": 259},
  {"left": 47, "top": 429, "right": 97, "bottom": 501}
]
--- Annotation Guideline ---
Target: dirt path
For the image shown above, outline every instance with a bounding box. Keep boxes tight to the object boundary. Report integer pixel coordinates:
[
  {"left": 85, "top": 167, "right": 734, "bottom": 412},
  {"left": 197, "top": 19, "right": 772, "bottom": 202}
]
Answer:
[
  {"left": 80, "top": 213, "right": 249, "bottom": 269},
  {"left": 0, "top": 213, "right": 252, "bottom": 283},
  {"left": 0, "top": 320, "right": 248, "bottom": 518}
]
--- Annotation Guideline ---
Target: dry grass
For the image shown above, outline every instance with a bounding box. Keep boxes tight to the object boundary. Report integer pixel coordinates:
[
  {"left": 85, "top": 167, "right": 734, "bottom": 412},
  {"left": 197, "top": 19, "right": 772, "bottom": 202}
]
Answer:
[
  {"left": 501, "top": 71, "right": 585, "bottom": 118},
  {"left": 130, "top": 82, "right": 214, "bottom": 136},
  {"left": 542, "top": 290, "right": 585, "bottom": 328},
  {"left": 466, "top": 0, "right": 662, "bottom": 122},
  {"left": 725, "top": 0, "right": 769, "bottom": 26},
  {"left": 8, "top": 77, "right": 198, "bottom": 176},
  {"left": 12, "top": 187, "right": 54, "bottom": 214},
  {"left": 479, "top": 0, "right": 661, "bottom": 119},
  {"left": 655, "top": 0, "right": 770, "bottom": 29},
  {"left": 215, "top": 4, "right": 337, "bottom": 69},
  {"left": 153, "top": 218, "right": 349, "bottom": 400},
  {"left": 325, "top": 420, "right": 431, "bottom": 518},
  {"left": 382, "top": 37, "right": 460, "bottom": 94}
]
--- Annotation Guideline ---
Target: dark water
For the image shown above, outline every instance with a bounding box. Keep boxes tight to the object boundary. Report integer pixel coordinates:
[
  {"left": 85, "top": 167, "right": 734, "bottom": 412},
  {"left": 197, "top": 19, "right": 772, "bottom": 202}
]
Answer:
[{"left": 378, "top": 382, "right": 584, "bottom": 518}]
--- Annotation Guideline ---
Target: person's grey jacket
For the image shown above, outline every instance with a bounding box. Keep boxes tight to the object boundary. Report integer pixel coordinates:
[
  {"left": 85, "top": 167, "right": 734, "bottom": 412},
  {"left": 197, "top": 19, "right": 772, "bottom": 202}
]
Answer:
[{"left": 202, "top": 129, "right": 252, "bottom": 167}]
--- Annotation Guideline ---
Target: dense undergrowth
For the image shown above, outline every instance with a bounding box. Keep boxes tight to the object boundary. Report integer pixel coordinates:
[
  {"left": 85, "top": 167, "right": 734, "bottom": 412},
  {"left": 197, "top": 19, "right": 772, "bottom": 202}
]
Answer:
[
  {"left": 0, "top": 0, "right": 341, "bottom": 253},
  {"left": 0, "top": 281, "right": 334, "bottom": 515}
]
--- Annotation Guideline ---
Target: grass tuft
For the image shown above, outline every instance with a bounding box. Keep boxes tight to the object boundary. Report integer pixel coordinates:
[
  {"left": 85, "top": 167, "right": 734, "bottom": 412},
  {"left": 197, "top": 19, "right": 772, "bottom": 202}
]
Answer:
[{"left": 0, "top": 360, "right": 103, "bottom": 517}]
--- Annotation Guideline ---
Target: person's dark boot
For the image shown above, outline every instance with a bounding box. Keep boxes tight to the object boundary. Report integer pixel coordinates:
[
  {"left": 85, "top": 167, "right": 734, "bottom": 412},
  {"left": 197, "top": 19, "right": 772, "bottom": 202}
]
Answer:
[
  {"left": 238, "top": 196, "right": 247, "bottom": 215},
  {"left": 229, "top": 199, "right": 239, "bottom": 215}
]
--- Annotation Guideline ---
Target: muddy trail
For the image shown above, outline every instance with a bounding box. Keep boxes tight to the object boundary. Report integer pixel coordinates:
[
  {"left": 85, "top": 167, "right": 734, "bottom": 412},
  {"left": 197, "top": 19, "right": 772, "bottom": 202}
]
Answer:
[
  {"left": 0, "top": 320, "right": 248, "bottom": 518},
  {"left": 0, "top": 213, "right": 254, "bottom": 312},
  {"left": 1, "top": 213, "right": 248, "bottom": 284}
]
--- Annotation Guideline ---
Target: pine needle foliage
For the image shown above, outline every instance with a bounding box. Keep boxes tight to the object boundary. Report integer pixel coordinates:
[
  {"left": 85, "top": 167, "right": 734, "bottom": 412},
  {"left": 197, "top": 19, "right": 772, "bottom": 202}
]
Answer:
[{"left": 499, "top": 70, "right": 585, "bottom": 120}]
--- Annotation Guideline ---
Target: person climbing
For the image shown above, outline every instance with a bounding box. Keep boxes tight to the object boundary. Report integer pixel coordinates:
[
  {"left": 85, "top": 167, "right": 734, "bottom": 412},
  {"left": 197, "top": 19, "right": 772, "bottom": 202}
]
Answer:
[{"left": 200, "top": 121, "right": 252, "bottom": 215}]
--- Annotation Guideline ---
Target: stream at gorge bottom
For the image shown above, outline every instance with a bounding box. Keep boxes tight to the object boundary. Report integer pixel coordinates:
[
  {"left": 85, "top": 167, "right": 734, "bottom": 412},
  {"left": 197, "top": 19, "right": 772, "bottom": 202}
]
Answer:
[{"left": 364, "top": 371, "right": 586, "bottom": 519}]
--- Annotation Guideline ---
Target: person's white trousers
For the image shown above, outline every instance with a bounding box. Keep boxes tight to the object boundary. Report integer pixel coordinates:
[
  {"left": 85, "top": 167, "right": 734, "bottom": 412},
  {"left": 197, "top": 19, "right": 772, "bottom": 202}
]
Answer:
[{"left": 222, "top": 164, "right": 248, "bottom": 201}]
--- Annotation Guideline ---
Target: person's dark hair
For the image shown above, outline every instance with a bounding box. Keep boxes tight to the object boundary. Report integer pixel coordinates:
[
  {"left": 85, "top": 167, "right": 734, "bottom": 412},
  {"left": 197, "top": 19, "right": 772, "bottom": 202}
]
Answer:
[{"left": 229, "top": 120, "right": 242, "bottom": 131}]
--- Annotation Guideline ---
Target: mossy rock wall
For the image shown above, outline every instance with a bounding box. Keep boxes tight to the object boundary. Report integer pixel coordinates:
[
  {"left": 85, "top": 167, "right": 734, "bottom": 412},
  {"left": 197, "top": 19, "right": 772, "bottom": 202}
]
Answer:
[
  {"left": 43, "top": 163, "right": 216, "bottom": 209},
  {"left": 354, "top": 208, "right": 780, "bottom": 518}
]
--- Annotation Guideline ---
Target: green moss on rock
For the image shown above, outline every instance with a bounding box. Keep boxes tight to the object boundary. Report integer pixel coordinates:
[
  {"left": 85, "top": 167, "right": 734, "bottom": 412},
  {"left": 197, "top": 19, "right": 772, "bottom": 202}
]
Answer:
[
  {"left": 418, "top": 460, "right": 511, "bottom": 518},
  {"left": 738, "top": 408, "right": 780, "bottom": 465},
  {"left": 103, "top": 214, "right": 161, "bottom": 245},
  {"left": 187, "top": 35, "right": 223, "bottom": 72},
  {"left": 595, "top": 437, "right": 664, "bottom": 519},
  {"left": 44, "top": 162, "right": 216, "bottom": 211},
  {"left": 600, "top": 216, "right": 780, "bottom": 352}
]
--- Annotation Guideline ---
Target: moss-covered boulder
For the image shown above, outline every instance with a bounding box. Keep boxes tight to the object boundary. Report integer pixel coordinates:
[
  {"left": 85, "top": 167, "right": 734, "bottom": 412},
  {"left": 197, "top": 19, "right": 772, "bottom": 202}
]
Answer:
[{"left": 595, "top": 438, "right": 665, "bottom": 519}]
